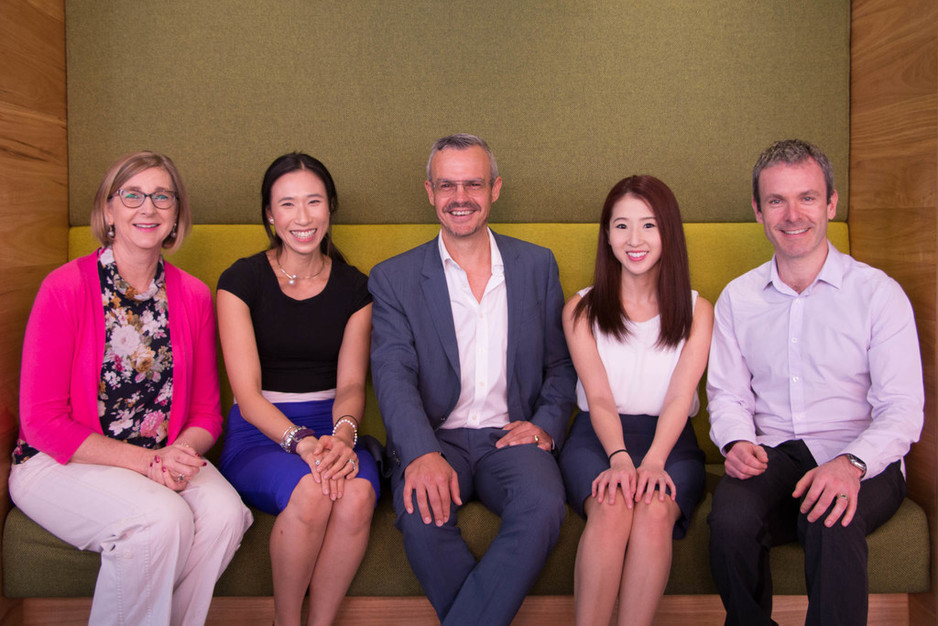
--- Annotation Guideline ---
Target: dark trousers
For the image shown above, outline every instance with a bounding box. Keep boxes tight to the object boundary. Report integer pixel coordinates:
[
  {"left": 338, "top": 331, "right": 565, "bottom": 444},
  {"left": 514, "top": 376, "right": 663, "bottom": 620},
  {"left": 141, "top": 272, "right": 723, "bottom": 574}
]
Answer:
[
  {"left": 707, "top": 440, "right": 905, "bottom": 626},
  {"left": 391, "top": 427, "right": 566, "bottom": 626}
]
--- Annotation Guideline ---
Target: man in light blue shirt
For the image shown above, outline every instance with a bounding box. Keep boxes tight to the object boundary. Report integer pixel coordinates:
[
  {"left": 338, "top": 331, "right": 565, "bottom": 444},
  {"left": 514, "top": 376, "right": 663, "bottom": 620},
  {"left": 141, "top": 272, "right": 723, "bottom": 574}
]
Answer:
[{"left": 706, "top": 139, "right": 923, "bottom": 625}]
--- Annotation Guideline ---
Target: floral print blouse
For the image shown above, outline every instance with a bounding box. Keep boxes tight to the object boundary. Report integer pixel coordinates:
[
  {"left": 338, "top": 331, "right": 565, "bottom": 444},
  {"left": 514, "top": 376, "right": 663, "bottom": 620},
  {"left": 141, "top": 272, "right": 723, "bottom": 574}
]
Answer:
[{"left": 13, "top": 248, "right": 173, "bottom": 464}]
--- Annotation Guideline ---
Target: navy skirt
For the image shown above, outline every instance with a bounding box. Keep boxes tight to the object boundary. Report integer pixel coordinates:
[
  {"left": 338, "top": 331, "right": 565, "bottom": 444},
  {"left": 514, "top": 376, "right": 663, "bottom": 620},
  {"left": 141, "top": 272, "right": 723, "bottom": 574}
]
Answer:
[
  {"left": 559, "top": 411, "right": 704, "bottom": 539},
  {"left": 219, "top": 399, "right": 380, "bottom": 516}
]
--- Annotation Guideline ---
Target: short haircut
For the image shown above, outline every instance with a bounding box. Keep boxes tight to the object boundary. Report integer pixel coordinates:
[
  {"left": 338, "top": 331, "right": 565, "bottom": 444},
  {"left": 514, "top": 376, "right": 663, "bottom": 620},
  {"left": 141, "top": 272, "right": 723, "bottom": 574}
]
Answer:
[
  {"left": 752, "top": 139, "right": 835, "bottom": 211},
  {"left": 574, "top": 175, "right": 693, "bottom": 347},
  {"left": 91, "top": 151, "right": 191, "bottom": 253},
  {"left": 426, "top": 133, "right": 499, "bottom": 182},
  {"left": 260, "top": 152, "right": 345, "bottom": 262}
]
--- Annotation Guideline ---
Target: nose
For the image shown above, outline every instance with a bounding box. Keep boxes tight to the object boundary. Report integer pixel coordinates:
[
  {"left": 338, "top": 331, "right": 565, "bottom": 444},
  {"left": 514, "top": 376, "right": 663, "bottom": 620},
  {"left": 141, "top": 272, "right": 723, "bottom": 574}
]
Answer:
[
  {"left": 453, "top": 183, "right": 470, "bottom": 201},
  {"left": 628, "top": 226, "right": 642, "bottom": 246}
]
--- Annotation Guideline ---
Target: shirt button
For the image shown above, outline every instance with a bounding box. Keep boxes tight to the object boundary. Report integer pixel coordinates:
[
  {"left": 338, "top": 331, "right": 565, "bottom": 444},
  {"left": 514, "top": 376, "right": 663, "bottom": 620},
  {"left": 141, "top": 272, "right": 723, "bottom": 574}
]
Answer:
[
  {"left": 791, "top": 337, "right": 798, "bottom": 343},
  {"left": 792, "top": 376, "right": 799, "bottom": 383}
]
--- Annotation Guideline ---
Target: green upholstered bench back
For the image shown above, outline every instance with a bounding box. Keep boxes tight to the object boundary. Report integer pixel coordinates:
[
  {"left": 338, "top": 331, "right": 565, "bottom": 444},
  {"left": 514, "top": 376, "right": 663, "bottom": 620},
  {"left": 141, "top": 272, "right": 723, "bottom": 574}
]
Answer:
[{"left": 68, "top": 222, "right": 850, "bottom": 464}]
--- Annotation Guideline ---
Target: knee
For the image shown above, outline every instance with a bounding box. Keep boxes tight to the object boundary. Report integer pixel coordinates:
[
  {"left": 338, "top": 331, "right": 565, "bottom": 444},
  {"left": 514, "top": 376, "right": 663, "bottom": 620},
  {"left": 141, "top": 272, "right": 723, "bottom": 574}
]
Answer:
[
  {"left": 708, "top": 500, "right": 759, "bottom": 549},
  {"left": 195, "top": 484, "right": 252, "bottom": 547},
  {"left": 632, "top": 499, "right": 676, "bottom": 546},
  {"left": 586, "top": 496, "right": 632, "bottom": 536},
  {"left": 136, "top": 491, "right": 196, "bottom": 552},
  {"left": 284, "top": 474, "right": 333, "bottom": 527},
  {"left": 332, "top": 479, "right": 376, "bottom": 531}
]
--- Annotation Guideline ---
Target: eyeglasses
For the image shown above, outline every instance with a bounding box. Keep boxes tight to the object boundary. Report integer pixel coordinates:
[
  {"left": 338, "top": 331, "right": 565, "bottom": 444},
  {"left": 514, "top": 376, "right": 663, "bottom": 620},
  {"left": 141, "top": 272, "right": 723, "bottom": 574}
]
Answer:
[
  {"left": 431, "top": 179, "right": 489, "bottom": 196},
  {"left": 111, "top": 189, "right": 177, "bottom": 210}
]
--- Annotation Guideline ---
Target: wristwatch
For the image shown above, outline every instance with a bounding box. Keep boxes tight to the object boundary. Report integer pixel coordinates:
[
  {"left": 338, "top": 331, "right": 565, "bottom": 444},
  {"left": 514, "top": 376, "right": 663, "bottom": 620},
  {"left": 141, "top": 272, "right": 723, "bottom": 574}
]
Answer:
[{"left": 844, "top": 453, "right": 867, "bottom": 479}]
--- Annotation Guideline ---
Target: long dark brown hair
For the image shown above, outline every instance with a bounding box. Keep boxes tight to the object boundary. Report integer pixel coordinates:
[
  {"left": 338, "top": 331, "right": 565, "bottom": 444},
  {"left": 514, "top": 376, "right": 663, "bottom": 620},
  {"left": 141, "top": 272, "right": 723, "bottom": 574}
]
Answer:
[{"left": 574, "top": 175, "right": 692, "bottom": 347}]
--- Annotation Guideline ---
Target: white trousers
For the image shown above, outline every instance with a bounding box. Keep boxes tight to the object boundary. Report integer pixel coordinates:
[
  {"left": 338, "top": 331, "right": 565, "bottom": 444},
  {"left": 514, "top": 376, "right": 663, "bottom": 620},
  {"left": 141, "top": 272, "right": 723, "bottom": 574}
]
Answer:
[{"left": 9, "top": 453, "right": 253, "bottom": 626}]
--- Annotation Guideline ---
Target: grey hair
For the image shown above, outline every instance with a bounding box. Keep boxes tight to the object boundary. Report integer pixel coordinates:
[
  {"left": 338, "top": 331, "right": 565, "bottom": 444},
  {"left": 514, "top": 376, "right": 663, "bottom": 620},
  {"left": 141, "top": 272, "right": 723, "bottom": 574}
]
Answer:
[
  {"left": 752, "top": 139, "right": 835, "bottom": 211},
  {"left": 426, "top": 133, "right": 499, "bottom": 182}
]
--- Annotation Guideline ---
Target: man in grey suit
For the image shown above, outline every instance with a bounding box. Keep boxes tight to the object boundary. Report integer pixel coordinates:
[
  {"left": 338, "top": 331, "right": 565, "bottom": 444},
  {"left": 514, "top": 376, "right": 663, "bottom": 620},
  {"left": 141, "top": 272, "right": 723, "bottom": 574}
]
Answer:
[{"left": 369, "top": 133, "right": 576, "bottom": 625}]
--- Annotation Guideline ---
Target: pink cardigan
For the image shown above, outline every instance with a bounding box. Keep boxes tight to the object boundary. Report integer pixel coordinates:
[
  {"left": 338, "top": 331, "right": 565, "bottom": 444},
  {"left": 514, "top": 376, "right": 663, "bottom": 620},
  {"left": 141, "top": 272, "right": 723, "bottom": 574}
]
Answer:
[{"left": 19, "top": 251, "right": 223, "bottom": 464}]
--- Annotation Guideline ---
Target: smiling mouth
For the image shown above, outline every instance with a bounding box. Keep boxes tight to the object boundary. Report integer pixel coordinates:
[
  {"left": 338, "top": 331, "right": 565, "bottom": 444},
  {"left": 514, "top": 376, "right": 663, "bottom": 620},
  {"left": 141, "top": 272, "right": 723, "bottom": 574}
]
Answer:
[
  {"left": 626, "top": 251, "right": 648, "bottom": 260},
  {"left": 291, "top": 229, "right": 318, "bottom": 241},
  {"left": 781, "top": 227, "right": 810, "bottom": 235}
]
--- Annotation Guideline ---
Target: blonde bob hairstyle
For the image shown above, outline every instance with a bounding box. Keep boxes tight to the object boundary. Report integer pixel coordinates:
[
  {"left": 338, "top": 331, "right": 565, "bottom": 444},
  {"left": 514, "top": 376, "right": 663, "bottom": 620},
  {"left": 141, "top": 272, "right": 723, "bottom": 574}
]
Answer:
[{"left": 90, "top": 151, "right": 192, "bottom": 254}]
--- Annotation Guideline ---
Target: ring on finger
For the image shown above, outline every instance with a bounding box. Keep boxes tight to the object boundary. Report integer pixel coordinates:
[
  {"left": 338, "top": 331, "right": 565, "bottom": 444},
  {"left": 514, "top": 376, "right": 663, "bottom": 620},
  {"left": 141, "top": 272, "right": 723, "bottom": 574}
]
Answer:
[
  {"left": 534, "top": 434, "right": 540, "bottom": 444},
  {"left": 837, "top": 493, "right": 848, "bottom": 500},
  {"left": 315, "top": 459, "right": 321, "bottom": 467},
  {"left": 176, "top": 473, "right": 185, "bottom": 482}
]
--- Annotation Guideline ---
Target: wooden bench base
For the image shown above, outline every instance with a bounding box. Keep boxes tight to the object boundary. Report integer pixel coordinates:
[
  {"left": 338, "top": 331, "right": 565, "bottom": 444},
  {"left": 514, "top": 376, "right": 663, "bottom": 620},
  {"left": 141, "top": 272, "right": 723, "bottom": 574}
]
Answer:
[{"left": 3, "top": 594, "right": 911, "bottom": 625}]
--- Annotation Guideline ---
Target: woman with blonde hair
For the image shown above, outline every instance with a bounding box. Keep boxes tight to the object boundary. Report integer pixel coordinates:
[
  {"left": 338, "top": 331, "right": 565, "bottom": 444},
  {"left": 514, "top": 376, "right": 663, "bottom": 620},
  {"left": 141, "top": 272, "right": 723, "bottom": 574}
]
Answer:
[{"left": 10, "top": 151, "right": 252, "bottom": 625}]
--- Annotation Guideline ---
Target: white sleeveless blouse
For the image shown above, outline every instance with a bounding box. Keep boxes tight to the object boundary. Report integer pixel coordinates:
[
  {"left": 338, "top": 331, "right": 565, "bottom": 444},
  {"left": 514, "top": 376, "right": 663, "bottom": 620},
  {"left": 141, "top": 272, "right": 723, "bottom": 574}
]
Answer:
[{"left": 575, "top": 288, "right": 700, "bottom": 417}]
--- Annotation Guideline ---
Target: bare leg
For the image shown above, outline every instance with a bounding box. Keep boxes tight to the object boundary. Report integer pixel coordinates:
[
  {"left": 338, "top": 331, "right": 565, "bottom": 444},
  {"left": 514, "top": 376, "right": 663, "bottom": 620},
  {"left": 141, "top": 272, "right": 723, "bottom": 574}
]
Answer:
[
  {"left": 271, "top": 475, "right": 333, "bottom": 626},
  {"left": 574, "top": 496, "right": 633, "bottom": 626},
  {"left": 306, "top": 478, "right": 376, "bottom": 626},
  {"left": 617, "top": 498, "right": 680, "bottom": 626}
]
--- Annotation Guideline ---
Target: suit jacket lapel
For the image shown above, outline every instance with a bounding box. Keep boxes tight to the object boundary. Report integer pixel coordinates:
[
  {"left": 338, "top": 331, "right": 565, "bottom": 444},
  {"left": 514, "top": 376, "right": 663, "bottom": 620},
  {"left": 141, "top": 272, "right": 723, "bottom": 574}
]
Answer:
[
  {"left": 499, "top": 234, "right": 523, "bottom": 384},
  {"left": 421, "top": 240, "right": 461, "bottom": 377}
]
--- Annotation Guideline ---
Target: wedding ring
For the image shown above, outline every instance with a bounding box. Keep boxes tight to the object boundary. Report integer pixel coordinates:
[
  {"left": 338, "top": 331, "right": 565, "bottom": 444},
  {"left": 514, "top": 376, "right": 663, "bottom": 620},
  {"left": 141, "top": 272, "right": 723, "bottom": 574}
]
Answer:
[
  {"left": 315, "top": 459, "right": 321, "bottom": 466},
  {"left": 534, "top": 434, "right": 540, "bottom": 444},
  {"left": 176, "top": 474, "right": 185, "bottom": 482},
  {"left": 837, "top": 494, "right": 848, "bottom": 500}
]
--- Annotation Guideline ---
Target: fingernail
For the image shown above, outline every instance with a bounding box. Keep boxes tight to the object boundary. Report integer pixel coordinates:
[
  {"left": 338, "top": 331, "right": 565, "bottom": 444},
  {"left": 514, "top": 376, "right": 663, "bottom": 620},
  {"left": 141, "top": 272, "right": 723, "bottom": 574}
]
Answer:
[
  {"left": 162, "top": 468, "right": 166, "bottom": 472},
  {"left": 154, "top": 456, "right": 161, "bottom": 463}
]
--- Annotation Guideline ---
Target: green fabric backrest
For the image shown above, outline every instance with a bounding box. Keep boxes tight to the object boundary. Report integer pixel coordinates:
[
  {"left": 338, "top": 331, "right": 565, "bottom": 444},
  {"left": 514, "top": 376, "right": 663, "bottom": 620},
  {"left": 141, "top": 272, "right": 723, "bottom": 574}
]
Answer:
[{"left": 65, "top": 0, "right": 850, "bottom": 225}]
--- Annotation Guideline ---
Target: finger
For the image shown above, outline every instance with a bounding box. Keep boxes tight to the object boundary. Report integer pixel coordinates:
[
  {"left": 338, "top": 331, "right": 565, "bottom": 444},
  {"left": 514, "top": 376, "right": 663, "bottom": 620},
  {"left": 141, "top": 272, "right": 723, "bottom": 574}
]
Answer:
[
  {"left": 330, "top": 478, "right": 341, "bottom": 500},
  {"left": 792, "top": 469, "right": 815, "bottom": 498},
  {"left": 666, "top": 477, "right": 677, "bottom": 501},
  {"left": 826, "top": 494, "right": 849, "bottom": 527},
  {"left": 501, "top": 421, "right": 522, "bottom": 432},
  {"left": 429, "top": 484, "right": 450, "bottom": 526},
  {"left": 403, "top": 479, "right": 415, "bottom": 515},
  {"left": 753, "top": 445, "right": 769, "bottom": 464},
  {"left": 449, "top": 472, "right": 462, "bottom": 506},
  {"left": 415, "top": 486, "right": 433, "bottom": 524},
  {"left": 841, "top": 493, "right": 858, "bottom": 527}
]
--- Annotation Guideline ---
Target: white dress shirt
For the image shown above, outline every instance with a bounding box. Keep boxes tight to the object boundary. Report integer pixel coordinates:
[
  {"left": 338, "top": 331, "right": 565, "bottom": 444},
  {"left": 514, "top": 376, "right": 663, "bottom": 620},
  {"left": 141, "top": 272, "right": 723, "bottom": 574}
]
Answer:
[
  {"left": 438, "top": 229, "right": 510, "bottom": 430},
  {"left": 707, "top": 242, "right": 923, "bottom": 479}
]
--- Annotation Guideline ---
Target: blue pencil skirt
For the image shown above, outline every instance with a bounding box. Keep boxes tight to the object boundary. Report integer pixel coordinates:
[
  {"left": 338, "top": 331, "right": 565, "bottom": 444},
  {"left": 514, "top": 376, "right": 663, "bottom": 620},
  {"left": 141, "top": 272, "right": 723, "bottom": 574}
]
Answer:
[{"left": 219, "top": 399, "right": 380, "bottom": 516}]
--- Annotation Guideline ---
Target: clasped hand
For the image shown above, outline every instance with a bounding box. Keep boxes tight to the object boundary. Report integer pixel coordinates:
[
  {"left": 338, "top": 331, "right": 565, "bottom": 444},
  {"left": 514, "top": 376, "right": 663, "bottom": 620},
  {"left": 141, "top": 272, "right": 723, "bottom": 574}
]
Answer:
[
  {"left": 147, "top": 441, "right": 205, "bottom": 492},
  {"left": 297, "top": 435, "right": 359, "bottom": 500}
]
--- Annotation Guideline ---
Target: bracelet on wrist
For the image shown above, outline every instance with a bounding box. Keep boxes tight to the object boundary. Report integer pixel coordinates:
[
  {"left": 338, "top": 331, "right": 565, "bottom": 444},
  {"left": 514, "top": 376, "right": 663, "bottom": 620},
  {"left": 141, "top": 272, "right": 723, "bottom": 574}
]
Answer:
[
  {"left": 338, "top": 414, "right": 360, "bottom": 427},
  {"left": 608, "top": 448, "right": 628, "bottom": 462},
  {"left": 333, "top": 417, "right": 359, "bottom": 447},
  {"left": 287, "top": 428, "right": 315, "bottom": 454}
]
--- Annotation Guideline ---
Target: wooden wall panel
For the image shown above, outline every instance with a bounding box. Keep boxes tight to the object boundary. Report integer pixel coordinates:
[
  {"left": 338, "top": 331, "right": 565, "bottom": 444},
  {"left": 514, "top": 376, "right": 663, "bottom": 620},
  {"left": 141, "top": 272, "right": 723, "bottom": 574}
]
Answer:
[
  {"left": 850, "top": 0, "right": 938, "bottom": 623},
  {"left": 0, "top": 0, "right": 68, "bottom": 622}
]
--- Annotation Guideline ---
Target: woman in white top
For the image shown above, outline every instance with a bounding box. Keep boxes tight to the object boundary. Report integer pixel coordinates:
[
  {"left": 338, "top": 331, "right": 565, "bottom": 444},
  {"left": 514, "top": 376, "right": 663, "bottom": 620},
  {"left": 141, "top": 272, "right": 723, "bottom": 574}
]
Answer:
[{"left": 559, "top": 175, "right": 713, "bottom": 625}]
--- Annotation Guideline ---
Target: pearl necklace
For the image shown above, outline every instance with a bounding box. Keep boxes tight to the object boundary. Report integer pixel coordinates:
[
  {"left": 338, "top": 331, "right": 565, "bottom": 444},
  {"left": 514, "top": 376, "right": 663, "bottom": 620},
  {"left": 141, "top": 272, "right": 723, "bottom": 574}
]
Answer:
[{"left": 277, "top": 255, "right": 326, "bottom": 286}]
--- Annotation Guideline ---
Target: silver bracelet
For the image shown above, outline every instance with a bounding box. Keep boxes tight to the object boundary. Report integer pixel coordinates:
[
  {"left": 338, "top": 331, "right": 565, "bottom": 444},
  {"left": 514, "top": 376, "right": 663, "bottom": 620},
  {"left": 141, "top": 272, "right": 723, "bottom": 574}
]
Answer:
[
  {"left": 332, "top": 417, "right": 358, "bottom": 447},
  {"left": 280, "top": 425, "right": 301, "bottom": 452}
]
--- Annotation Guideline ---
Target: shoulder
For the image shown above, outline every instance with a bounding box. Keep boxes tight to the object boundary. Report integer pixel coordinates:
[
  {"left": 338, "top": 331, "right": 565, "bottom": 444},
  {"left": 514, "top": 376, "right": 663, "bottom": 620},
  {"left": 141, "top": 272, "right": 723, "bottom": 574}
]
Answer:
[
  {"left": 331, "top": 257, "right": 368, "bottom": 285},
  {"left": 493, "top": 232, "right": 555, "bottom": 264},
  {"left": 219, "top": 251, "right": 266, "bottom": 282},
  {"left": 837, "top": 251, "right": 912, "bottom": 311},
  {"left": 370, "top": 238, "right": 437, "bottom": 277},
  {"left": 44, "top": 254, "right": 95, "bottom": 290},
  {"left": 165, "top": 262, "right": 211, "bottom": 304}
]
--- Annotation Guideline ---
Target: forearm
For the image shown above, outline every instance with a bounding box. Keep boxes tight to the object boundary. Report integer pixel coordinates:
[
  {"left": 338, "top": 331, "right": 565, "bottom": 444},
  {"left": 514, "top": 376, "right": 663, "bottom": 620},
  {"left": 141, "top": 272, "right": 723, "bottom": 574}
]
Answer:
[
  {"left": 69, "top": 432, "right": 154, "bottom": 474},
  {"left": 332, "top": 381, "right": 365, "bottom": 445},
  {"left": 589, "top": 405, "right": 627, "bottom": 458},
  {"left": 172, "top": 426, "right": 215, "bottom": 456},
  {"left": 644, "top": 406, "right": 689, "bottom": 467},
  {"left": 234, "top": 392, "right": 303, "bottom": 445}
]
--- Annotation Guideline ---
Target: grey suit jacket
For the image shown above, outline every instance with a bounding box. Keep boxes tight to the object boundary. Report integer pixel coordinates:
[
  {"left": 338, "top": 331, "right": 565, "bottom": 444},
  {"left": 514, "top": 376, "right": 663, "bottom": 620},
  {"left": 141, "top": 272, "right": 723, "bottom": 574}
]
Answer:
[{"left": 369, "top": 231, "right": 576, "bottom": 471}]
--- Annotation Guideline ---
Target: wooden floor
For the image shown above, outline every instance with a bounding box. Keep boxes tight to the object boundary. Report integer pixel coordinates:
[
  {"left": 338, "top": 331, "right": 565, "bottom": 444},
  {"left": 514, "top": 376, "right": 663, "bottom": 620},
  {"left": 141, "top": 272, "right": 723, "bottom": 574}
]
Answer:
[{"left": 3, "top": 594, "right": 910, "bottom": 625}]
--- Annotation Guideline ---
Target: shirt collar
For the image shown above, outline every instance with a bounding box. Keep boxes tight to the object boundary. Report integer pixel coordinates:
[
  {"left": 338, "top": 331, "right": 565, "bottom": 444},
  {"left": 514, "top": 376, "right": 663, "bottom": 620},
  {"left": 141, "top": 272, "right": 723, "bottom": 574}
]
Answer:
[
  {"left": 765, "top": 240, "right": 844, "bottom": 295},
  {"left": 437, "top": 228, "right": 504, "bottom": 274}
]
